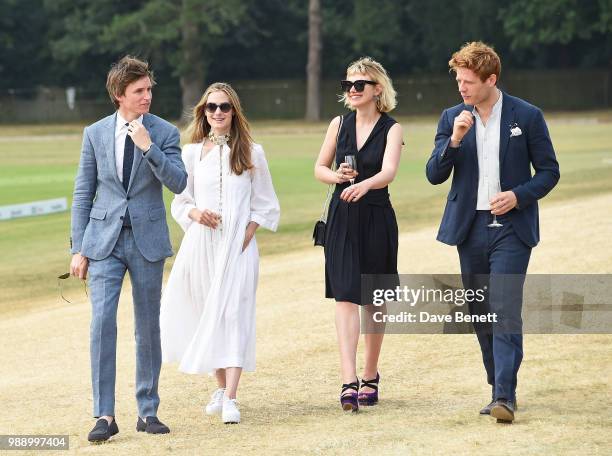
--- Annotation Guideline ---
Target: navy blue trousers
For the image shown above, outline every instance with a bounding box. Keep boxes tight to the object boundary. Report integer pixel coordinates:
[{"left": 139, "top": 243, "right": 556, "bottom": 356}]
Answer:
[{"left": 457, "top": 211, "right": 531, "bottom": 402}]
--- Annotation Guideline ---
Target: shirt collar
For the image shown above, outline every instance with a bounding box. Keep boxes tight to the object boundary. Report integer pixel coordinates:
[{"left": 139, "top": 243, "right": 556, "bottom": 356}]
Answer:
[
  {"left": 473, "top": 89, "right": 503, "bottom": 121},
  {"left": 116, "top": 112, "right": 143, "bottom": 129},
  {"left": 491, "top": 89, "right": 503, "bottom": 116}
]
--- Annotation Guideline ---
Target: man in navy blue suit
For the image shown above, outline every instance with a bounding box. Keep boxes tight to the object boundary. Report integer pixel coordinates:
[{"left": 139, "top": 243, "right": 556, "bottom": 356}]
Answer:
[{"left": 426, "top": 42, "right": 559, "bottom": 423}]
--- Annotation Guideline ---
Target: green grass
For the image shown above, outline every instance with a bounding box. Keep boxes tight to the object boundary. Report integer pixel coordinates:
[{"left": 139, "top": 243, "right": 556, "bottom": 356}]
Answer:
[{"left": 1, "top": 112, "right": 611, "bottom": 310}]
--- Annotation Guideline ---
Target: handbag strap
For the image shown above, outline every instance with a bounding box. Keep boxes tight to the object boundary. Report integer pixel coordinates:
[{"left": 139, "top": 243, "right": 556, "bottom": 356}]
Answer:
[{"left": 320, "top": 115, "right": 344, "bottom": 222}]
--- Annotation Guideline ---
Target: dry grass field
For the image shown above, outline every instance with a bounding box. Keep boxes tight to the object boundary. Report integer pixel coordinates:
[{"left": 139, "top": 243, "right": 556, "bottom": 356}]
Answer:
[{"left": 1, "top": 192, "right": 611, "bottom": 455}]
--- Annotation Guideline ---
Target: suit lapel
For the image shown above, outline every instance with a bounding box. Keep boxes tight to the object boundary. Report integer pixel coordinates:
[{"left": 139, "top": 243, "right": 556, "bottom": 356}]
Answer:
[
  {"left": 461, "top": 104, "right": 477, "bottom": 166},
  {"left": 127, "top": 114, "right": 152, "bottom": 193},
  {"left": 104, "top": 113, "right": 124, "bottom": 191},
  {"left": 499, "top": 92, "right": 514, "bottom": 167}
]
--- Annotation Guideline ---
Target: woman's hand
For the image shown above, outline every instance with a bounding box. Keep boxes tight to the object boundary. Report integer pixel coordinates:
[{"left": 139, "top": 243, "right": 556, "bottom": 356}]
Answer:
[
  {"left": 189, "top": 208, "right": 221, "bottom": 228},
  {"left": 340, "top": 181, "right": 370, "bottom": 202},
  {"left": 336, "top": 162, "right": 358, "bottom": 184},
  {"left": 242, "top": 221, "right": 259, "bottom": 252}
]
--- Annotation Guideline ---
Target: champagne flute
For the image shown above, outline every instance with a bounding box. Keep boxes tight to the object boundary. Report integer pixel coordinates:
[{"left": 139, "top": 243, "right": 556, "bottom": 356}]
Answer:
[
  {"left": 344, "top": 155, "right": 357, "bottom": 185},
  {"left": 488, "top": 179, "right": 503, "bottom": 228}
]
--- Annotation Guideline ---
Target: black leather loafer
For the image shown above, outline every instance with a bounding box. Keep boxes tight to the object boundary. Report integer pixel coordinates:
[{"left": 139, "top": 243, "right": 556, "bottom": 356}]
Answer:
[
  {"left": 136, "top": 416, "right": 170, "bottom": 434},
  {"left": 88, "top": 418, "right": 119, "bottom": 442}
]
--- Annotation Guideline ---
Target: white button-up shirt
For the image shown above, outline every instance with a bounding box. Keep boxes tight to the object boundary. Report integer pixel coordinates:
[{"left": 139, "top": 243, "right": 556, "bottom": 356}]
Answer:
[
  {"left": 115, "top": 112, "right": 143, "bottom": 183},
  {"left": 474, "top": 91, "right": 503, "bottom": 210}
]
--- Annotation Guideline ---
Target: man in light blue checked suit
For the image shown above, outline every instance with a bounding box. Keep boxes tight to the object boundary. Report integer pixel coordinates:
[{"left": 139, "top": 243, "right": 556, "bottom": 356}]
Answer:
[{"left": 70, "top": 56, "right": 187, "bottom": 442}]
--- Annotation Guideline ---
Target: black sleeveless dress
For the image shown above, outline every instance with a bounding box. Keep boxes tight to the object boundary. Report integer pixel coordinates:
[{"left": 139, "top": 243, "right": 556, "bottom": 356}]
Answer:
[{"left": 324, "top": 111, "right": 399, "bottom": 305}]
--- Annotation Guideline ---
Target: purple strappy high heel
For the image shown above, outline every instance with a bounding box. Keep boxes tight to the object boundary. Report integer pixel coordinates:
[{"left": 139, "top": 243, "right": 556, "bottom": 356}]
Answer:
[
  {"left": 358, "top": 372, "right": 380, "bottom": 406},
  {"left": 340, "top": 379, "right": 360, "bottom": 412}
]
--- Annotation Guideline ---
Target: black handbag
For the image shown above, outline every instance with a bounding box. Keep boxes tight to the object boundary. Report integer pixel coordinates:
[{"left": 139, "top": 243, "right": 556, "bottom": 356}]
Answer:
[
  {"left": 312, "top": 219, "right": 326, "bottom": 246},
  {"left": 313, "top": 115, "right": 343, "bottom": 247}
]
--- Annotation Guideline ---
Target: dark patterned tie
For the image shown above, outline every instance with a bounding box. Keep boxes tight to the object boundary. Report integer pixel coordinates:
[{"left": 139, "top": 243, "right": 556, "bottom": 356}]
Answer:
[
  {"left": 122, "top": 123, "right": 133, "bottom": 226},
  {"left": 122, "top": 124, "right": 134, "bottom": 191}
]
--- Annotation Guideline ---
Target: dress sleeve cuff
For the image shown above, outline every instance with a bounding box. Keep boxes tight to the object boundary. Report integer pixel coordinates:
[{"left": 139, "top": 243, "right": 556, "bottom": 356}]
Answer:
[{"left": 250, "top": 213, "right": 278, "bottom": 232}]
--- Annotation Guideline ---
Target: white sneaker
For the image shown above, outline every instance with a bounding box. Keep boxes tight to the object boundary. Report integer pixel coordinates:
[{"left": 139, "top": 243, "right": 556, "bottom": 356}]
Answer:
[
  {"left": 222, "top": 395, "right": 241, "bottom": 424},
  {"left": 205, "top": 388, "right": 225, "bottom": 416}
]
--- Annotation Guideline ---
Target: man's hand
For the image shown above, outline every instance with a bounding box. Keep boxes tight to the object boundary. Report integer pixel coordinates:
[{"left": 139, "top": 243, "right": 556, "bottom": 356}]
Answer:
[
  {"left": 70, "top": 253, "right": 89, "bottom": 280},
  {"left": 242, "top": 221, "right": 259, "bottom": 252},
  {"left": 189, "top": 208, "right": 221, "bottom": 228},
  {"left": 490, "top": 191, "right": 518, "bottom": 215},
  {"left": 128, "top": 121, "right": 153, "bottom": 152},
  {"left": 450, "top": 110, "right": 474, "bottom": 146}
]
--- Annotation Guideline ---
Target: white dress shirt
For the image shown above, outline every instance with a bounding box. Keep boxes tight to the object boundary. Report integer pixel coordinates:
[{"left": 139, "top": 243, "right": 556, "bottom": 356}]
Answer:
[
  {"left": 474, "top": 91, "right": 503, "bottom": 210},
  {"left": 115, "top": 112, "right": 143, "bottom": 183}
]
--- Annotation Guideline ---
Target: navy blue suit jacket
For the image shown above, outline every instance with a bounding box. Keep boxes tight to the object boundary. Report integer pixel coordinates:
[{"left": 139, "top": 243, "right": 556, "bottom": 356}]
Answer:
[{"left": 426, "top": 92, "right": 560, "bottom": 247}]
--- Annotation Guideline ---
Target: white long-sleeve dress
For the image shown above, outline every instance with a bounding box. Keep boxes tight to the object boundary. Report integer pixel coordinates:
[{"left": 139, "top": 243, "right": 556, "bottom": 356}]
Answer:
[{"left": 160, "top": 142, "right": 280, "bottom": 374}]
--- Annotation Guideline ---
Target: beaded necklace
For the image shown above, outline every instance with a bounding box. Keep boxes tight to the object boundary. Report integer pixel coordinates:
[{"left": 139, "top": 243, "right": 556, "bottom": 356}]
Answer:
[{"left": 207, "top": 131, "right": 230, "bottom": 233}]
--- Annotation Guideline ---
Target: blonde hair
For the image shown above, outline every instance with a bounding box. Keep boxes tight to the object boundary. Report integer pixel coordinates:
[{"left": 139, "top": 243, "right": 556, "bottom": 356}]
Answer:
[
  {"left": 184, "top": 82, "right": 253, "bottom": 175},
  {"left": 340, "top": 57, "right": 397, "bottom": 112},
  {"left": 449, "top": 41, "right": 501, "bottom": 82},
  {"left": 106, "top": 55, "right": 155, "bottom": 108}
]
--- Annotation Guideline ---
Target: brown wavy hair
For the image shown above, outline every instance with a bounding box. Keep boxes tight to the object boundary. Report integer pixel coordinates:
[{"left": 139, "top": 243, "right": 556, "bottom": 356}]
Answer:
[
  {"left": 106, "top": 55, "right": 156, "bottom": 109},
  {"left": 185, "top": 82, "right": 253, "bottom": 175}
]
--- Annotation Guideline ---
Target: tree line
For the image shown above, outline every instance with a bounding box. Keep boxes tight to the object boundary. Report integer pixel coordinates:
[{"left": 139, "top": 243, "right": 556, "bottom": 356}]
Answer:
[{"left": 1, "top": 0, "right": 610, "bottom": 120}]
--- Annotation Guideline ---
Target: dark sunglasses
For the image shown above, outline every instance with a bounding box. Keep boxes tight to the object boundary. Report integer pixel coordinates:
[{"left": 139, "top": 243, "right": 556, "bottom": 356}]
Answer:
[
  {"left": 340, "top": 79, "right": 377, "bottom": 93},
  {"left": 205, "top": 102, "right": 233, "bottom": 113},
  {"left": 58, "top": 272, "right": 88, "bottom": 304}
]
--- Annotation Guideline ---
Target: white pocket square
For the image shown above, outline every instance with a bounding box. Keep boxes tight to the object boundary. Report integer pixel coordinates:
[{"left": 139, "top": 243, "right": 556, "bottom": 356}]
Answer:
[{"left": 510, "top": 126, "right": 522, "bottom": 137}]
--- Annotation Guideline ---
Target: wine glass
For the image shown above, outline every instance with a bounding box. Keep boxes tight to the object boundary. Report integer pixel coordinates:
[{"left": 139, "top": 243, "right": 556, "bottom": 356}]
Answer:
[
  {"left": 344, "top": 155, "right": 357, "bottom": 185},
  {"left": 488, "top": 179, "right": 503, "bottom": 228}
]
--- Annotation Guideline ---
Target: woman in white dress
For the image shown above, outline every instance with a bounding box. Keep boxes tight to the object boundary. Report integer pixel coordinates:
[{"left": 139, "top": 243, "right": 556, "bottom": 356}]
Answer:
[{"left": 160, "top": 82, "right": 280, "bottom": 424}]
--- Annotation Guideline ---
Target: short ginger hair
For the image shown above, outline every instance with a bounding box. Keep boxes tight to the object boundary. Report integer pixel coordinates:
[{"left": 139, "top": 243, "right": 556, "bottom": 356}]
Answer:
[{"left": 448, "top": 41, "right": 501, "bottom": 83}]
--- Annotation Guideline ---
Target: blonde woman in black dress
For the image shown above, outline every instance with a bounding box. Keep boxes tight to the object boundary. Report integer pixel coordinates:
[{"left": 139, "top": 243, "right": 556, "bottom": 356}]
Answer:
[{"left": 314, "top": 57, "right": 403, "bottom": 412}]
